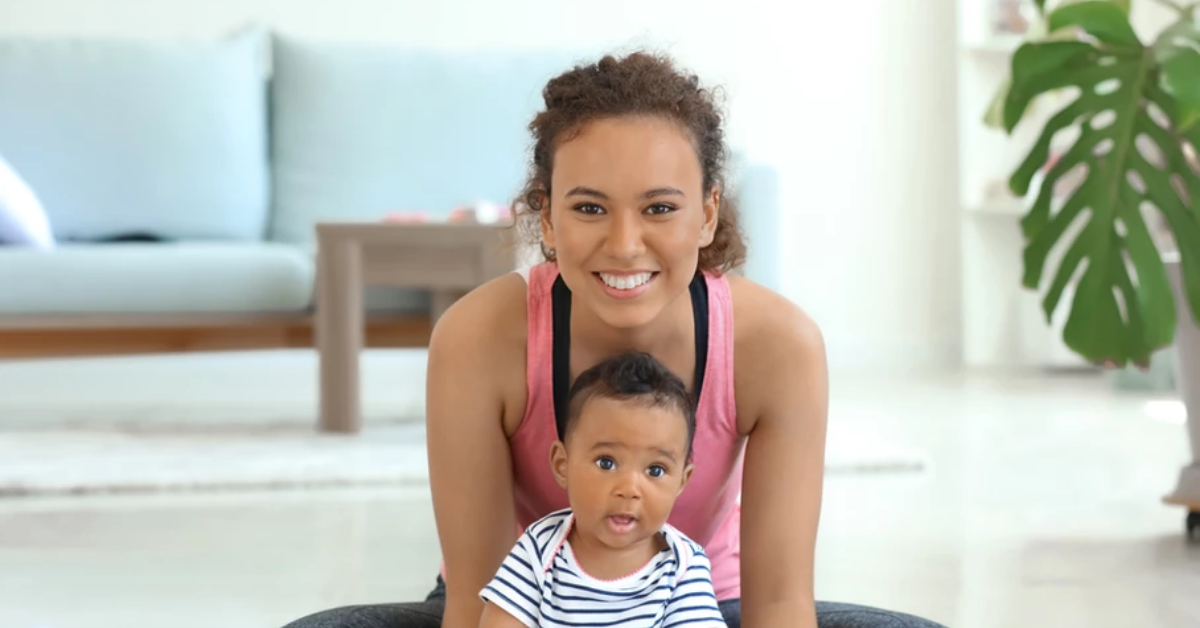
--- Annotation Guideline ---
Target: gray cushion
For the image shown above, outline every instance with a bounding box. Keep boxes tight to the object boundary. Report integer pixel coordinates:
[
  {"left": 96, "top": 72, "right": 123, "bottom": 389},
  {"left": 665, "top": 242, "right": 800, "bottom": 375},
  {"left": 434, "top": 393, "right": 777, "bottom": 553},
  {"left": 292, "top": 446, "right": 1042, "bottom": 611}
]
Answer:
[
  {"left": 0, "top": 28, "right": 270, "bottom": 242},
  {"left": 0, "top": 243, "right": 313, "bottom": 314}
]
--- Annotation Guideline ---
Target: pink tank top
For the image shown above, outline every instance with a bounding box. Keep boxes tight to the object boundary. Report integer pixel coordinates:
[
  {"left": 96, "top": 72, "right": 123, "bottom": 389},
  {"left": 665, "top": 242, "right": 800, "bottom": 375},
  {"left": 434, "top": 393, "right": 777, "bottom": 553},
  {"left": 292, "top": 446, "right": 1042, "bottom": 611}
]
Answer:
[{"left": 511, "top": 261, "right": 745, "bottom": 601}]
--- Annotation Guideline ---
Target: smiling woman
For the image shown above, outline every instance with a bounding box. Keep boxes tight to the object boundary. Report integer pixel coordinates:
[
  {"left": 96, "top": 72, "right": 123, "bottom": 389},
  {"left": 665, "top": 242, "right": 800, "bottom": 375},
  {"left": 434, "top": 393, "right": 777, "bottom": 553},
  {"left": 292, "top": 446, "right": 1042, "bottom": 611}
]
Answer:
[{"left": 283, "top": 51, "right": 949, "bottom": 628}]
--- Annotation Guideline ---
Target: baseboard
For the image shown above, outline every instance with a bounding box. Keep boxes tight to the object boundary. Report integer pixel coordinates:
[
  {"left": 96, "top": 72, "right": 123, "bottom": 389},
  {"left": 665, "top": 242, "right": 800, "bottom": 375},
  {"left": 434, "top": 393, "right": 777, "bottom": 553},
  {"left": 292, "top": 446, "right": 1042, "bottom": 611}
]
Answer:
[{"left": 0, "top": 314, "right": 433, "bottom": 359}]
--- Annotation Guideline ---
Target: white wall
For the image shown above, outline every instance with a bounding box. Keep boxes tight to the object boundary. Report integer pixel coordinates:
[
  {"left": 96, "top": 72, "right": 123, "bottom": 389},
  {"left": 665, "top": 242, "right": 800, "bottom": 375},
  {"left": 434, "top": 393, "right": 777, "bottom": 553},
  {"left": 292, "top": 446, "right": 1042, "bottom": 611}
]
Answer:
[
  {"left": 0, "top": 0, "right": 963, "bottom": 370},
  {"left": 760, "top": 4, "right": 962, "bottom": 369}
]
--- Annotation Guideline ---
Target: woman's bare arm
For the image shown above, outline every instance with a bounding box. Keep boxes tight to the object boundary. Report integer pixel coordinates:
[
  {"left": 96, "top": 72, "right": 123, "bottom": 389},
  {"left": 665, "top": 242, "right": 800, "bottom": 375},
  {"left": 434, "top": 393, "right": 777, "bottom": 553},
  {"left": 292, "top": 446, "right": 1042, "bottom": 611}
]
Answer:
[
  {"left": 733, "top": 281, "right": 828, "bottom": 628},
  {"left": 478, "top": 602, "right": 532, "bottom": 628},
  {"left": 426, "top": 276, "right": 528, "bottom": 628}
]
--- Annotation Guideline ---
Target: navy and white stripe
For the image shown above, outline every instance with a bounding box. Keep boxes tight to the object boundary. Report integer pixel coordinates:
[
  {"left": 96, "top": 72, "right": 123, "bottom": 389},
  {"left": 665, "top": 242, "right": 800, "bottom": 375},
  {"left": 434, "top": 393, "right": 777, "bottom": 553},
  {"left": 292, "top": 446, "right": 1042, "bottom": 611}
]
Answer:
[{"left": 481, "top": 509, "right": 726, "bottom": 628}]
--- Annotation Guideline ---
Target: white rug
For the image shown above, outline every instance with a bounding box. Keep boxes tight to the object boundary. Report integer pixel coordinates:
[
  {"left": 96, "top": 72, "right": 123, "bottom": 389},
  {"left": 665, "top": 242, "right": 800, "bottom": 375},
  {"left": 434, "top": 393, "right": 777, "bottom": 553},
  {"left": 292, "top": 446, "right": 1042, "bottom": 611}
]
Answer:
[{"left": 0, "top": 350, "right": 927, "bottom": 497}]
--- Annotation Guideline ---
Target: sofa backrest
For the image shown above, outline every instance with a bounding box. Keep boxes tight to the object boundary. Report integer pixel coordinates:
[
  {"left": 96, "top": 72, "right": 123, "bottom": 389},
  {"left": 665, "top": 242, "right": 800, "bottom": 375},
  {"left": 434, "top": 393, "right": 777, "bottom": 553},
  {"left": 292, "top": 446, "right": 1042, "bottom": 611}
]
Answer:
[
  {"left": 0, "top": 28, "right": 270, "bottom": 242},
  {"left": 268, "top": 36, "right": 582, "bottom": 245}
]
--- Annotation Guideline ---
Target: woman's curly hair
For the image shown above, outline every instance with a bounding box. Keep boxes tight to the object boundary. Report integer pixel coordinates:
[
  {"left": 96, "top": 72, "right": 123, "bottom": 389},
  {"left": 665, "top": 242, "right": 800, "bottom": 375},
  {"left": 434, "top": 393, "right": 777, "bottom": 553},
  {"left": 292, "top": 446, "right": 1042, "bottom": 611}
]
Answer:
[{"left": 513, "top": 51, "right": 747, "bottom": 274}]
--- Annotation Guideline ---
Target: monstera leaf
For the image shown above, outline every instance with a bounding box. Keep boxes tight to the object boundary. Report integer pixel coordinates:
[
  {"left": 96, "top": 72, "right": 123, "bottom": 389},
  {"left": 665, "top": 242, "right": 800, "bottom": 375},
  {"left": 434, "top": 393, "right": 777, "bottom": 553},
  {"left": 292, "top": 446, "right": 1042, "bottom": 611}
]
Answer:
[
  {"left": 983, "top": 0, "right": 1132, "bottom": 130},
  {"left": 1003, "top": 1, "right": 1200, "bottom": 367}
]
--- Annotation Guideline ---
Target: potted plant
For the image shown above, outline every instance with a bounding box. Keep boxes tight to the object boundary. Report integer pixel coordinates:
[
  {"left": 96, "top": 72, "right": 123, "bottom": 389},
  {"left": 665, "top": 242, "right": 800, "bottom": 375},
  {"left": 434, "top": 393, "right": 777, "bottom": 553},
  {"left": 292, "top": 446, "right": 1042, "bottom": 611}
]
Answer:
[{"left": 992, "top": 0, "right": 1200, "bottom": 536}]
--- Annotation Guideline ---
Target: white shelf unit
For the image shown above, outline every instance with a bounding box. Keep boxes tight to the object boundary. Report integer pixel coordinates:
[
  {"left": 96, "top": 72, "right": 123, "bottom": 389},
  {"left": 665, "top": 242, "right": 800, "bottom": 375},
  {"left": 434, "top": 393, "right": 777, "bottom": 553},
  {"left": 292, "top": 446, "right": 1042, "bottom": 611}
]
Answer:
[{"left": 956, "top": 0, "right": 1091, "bottom": 369}]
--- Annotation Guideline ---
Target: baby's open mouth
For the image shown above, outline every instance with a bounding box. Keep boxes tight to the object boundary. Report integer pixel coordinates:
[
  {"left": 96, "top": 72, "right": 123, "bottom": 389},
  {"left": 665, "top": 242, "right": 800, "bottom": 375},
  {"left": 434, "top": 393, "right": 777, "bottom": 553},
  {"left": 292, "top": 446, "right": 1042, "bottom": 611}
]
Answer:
[{"left": 606, "top": 514, "right": 638, "bottom": 534}]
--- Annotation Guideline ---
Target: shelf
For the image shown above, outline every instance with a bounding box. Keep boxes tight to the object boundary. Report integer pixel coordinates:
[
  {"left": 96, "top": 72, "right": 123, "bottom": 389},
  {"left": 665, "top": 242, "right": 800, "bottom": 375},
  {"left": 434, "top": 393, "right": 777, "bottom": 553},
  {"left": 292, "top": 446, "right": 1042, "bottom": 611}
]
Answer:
[
  {"left": 958, "top": 0, "right": 1087, "bottom": 368},
  {"left": 960, "top": 34, "right": 1024, "bottom": 55}
]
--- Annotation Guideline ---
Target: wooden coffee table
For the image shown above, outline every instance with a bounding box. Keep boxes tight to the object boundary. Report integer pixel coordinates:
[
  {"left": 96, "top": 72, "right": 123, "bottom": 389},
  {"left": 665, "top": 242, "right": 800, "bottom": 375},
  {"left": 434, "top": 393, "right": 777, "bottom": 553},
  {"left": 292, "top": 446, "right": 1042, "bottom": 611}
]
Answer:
[{"left": 315, "top": 221, "right": 516, "bottom": 433}]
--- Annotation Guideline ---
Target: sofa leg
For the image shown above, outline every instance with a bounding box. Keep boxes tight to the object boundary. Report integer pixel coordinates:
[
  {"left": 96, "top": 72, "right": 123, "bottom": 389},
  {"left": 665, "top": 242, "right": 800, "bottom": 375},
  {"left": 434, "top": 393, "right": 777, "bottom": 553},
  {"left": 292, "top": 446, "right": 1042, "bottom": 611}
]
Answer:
[{"left": 317, "top": 239, "right": 364, "bottom": 434}]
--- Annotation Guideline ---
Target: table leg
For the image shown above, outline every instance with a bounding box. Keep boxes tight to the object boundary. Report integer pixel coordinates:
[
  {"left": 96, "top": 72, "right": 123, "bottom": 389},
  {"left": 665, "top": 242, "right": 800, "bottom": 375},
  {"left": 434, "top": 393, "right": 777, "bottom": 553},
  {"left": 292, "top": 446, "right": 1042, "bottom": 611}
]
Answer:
[{"left": 317, "top": 239, "right": 364, "bottom": 433}]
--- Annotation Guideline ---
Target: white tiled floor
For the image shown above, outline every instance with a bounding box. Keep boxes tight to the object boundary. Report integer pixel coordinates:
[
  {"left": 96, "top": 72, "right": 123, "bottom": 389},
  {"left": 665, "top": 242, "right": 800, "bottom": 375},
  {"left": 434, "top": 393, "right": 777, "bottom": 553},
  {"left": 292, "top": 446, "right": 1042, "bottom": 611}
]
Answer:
[{"left": 1, "top": 367, "right": 1198, "bottom": 628}]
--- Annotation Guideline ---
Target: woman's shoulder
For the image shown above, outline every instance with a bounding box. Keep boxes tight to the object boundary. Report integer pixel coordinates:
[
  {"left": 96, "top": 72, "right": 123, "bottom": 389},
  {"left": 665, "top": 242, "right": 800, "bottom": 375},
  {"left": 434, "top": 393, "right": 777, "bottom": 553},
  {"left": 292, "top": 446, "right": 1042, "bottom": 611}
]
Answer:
[
  {"left": 725, "top": 274, "right": 823, "bottom": 349},
  {"left": 428, "top": 270, "right": 530, "bottom": 380},
  {"left": 725, "top": 274, "right": 826, "bottom": 430}
]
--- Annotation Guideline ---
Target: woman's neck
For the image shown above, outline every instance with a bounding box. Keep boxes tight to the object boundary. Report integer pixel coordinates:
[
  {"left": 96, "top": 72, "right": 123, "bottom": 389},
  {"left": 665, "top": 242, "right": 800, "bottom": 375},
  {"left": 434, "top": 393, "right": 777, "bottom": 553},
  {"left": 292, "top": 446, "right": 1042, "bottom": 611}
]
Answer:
[{"left": 569, "top": 288, "right": 694, "bottom": 362}]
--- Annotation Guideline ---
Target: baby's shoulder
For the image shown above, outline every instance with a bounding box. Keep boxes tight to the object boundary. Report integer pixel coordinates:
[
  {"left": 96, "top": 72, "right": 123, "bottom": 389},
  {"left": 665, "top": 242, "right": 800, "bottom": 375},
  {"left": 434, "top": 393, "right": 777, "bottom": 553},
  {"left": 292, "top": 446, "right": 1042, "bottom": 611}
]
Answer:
[
  {"left": 524, "top": 508, "right": 573, "bottom": 537},
  {"left": 515, "top": 508, "right": 574, "bottom": 564},
  {"left": 659, "top": 523, "right": 710, "bottom": 569}
]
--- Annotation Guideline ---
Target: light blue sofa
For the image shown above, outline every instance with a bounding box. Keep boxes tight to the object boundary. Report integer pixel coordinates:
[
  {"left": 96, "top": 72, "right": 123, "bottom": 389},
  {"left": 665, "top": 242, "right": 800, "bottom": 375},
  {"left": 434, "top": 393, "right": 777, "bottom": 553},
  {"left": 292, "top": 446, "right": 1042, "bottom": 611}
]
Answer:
[{"left": 0, "top": 28, "right": 780, "bottom": 325}]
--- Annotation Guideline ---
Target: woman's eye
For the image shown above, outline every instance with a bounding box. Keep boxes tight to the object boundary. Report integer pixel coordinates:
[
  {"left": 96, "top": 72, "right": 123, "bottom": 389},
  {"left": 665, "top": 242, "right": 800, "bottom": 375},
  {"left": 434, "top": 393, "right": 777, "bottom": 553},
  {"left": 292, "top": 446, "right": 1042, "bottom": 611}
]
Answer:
[
  {"left": 646, "top": 204, "right": 676, "bottom": 215},
  {"left": 646, "top": 465, "right": 667, "bottom": 478},
  {"left": 595, "top": 457, "right": 616, "bottom": 471},
  {"left": 574, "top": 203, "right": 605, "bottom": 215}
]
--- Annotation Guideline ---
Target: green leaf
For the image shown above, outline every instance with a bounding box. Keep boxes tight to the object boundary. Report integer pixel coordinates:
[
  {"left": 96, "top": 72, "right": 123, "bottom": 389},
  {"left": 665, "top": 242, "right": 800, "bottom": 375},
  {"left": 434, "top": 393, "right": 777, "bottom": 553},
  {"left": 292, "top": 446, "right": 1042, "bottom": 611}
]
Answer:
[
  {"left": 983, "top": 77, "right": 1011, "bottom": 130},
  {"left": 1005, "top": 32, "right": 1200, "bottom": 367},
  {"left": 1004, "top": 41, "right": 1097, "bottom": 132},
  {"left": 1048, "top": 1, "right": 1143, "bottom": 48},
  {"left": 1139, "top": 86, "right": 1200, "bottom": 325},
  {"left": 1155, "top": 20, "right": 1200, "bottom": 130},
  {"left": 1154, "top": 20, "right": 1200, "bottom": 56},
  {"left": 1035, "top": 0, "right": 1047, "bottom": 13},
  {"left": 1162, "top": 48, "right": 1200, "bottom": 129},
  {"left": 1049, "top": 0, "right": 1132, "bottom": 16}
]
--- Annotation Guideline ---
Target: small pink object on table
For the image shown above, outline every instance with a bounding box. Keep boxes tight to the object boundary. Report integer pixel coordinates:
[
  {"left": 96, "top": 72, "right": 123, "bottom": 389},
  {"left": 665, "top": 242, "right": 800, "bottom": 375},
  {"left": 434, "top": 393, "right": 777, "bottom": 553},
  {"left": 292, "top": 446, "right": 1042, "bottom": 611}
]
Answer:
[{"left": 381, "top": 211, "right": 429, "bottom": 223}]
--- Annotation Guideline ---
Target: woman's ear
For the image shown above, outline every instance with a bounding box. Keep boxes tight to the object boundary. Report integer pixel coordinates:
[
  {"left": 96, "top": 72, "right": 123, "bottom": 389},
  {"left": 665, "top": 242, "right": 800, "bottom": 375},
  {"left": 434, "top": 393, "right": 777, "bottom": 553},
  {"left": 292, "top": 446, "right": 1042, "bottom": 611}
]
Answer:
[
  {"left": 550, "top": 440, "right": 569, "bottom": 489},
  {"left": 539, "top": 198, "right": 556, "bottom": 253},
  {"left": 699, "top": 188, "right": 719, "bottom": 247}
]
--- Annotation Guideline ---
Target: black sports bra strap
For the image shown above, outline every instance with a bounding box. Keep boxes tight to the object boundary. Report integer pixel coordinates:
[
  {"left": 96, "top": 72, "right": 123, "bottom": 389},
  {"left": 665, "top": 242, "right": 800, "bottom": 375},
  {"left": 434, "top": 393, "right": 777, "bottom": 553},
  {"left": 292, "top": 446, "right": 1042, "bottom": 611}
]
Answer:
[
  {"left": 551, "top": 276, "right": 573, "bottom": 440},
  {"left": 689, "top": 274, "right": 710, "bottom": 406}
]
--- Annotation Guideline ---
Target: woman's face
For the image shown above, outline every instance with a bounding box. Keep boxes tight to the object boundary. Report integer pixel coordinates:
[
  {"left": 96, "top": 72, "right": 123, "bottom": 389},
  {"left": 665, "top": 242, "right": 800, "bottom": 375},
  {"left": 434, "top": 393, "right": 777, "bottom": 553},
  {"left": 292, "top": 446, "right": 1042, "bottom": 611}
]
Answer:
[{"left": 542, "top": 116, "right": 719, "bottom": 330}]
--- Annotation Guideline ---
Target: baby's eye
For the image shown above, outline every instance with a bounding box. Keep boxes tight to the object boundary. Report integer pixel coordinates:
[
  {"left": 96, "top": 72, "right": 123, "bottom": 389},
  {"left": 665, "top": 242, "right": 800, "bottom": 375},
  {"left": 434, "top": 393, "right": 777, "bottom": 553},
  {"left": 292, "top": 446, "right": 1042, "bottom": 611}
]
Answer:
[
  {"left": 595, "top": 457, "right": 616, "bottom": 471},
  {"left": 574, "top": 203, "right": 605, "bottom": 215},
  {"left": 646, "top": 465, "right": 667, "bottom": 478},
  {"left": 645, "top": 204, "right": 676, "bottom": 215}
]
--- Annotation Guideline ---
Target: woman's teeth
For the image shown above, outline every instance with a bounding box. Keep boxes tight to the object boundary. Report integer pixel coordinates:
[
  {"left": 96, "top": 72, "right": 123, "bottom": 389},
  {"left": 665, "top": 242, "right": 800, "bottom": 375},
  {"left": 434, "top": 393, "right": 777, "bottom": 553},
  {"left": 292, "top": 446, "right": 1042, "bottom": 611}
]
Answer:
[{"left": 599, "top": 272, "right": 652, "bottom": 290}]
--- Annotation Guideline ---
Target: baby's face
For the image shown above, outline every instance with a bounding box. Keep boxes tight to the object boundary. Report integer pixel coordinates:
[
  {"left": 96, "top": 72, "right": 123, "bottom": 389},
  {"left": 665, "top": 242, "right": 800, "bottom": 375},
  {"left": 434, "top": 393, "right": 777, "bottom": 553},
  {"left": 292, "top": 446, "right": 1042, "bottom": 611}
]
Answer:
[{"left": 552, "top": 397, "right": 693, "bottom": 551}]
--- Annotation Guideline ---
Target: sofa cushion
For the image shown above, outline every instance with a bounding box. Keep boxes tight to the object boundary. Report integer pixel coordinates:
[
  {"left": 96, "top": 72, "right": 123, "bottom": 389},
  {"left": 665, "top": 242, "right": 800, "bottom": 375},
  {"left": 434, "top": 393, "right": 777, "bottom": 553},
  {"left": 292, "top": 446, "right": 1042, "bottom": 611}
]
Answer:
[
  {"left": 0, "top": 243, "right": 312, "bottom": 315},
  {"left": 269, "top": 37, "right": 578, "bottom": 244},
  {"left": 0, "top": 28, "right": 270, "bottom": 242},
  {"left": 733, "top": 160, "right": 782, "bottom": 292}
]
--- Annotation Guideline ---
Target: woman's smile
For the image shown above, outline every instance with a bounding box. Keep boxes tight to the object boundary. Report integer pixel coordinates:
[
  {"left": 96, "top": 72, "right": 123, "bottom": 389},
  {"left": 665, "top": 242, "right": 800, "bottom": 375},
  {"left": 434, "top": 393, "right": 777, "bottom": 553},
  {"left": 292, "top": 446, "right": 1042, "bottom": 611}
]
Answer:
[{"left": 594, "top": 271, "right": 659, "bottom": 299}]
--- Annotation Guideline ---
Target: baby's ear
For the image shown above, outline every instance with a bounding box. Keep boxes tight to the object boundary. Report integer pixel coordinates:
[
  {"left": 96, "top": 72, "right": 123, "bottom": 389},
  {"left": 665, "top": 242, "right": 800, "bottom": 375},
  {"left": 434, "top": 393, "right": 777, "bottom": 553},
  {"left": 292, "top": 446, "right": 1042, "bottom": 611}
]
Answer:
[
  {"left": 549, "top": 440, "right": 569, "bottom": 489},
  {"left": 678, "top": 462, "right": 695, "bottom": 495}
]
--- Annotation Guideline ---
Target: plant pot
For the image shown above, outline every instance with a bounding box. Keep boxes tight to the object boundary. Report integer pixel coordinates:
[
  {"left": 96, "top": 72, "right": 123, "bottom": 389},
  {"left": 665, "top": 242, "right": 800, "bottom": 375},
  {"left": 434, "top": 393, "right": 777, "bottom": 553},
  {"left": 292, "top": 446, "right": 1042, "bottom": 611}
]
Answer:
[
  {"left": 1163, "top": 256, "right": 1200, "bottom": 502},
  {"left": 1110, "top": 346, "right": 1176, "bottom": 392}
]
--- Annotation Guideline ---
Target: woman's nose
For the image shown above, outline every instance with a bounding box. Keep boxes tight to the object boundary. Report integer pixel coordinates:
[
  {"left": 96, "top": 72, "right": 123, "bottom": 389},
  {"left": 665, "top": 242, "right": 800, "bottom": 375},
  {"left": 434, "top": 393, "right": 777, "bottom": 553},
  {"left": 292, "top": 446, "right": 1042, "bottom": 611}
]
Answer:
[{"left": 602, "top": 211, "right": 645, "bottom": 259}]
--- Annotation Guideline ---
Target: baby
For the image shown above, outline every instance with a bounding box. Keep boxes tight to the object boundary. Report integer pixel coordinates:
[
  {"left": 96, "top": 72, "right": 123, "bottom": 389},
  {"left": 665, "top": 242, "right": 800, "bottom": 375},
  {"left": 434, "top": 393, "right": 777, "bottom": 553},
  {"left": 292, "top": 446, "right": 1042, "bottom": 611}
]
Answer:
[{"left": 478, "top": 351, "right": 725, "bottom": 628}]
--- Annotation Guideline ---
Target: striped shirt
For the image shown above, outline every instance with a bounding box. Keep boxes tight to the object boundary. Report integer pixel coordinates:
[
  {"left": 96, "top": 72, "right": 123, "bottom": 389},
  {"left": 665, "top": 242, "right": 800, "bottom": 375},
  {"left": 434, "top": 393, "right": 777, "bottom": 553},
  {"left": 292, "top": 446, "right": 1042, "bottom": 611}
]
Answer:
[{"left": 480, "top": 509, "right": 727, "bottom": 628}]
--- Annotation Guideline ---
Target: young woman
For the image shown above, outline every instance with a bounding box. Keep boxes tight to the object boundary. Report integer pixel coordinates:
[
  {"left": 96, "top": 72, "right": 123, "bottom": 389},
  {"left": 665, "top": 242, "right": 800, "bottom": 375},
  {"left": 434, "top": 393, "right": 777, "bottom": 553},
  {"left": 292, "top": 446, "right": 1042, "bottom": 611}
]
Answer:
[{"left": 285, "top": 51, "right": 947, "bottom": 628}]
